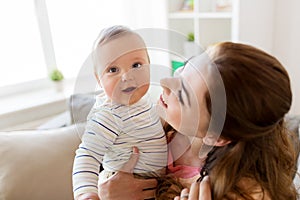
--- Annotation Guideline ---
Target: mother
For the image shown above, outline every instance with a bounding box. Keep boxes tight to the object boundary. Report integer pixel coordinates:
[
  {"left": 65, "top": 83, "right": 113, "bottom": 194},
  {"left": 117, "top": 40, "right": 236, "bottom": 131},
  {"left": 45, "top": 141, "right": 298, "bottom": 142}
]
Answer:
[{"left": 98, "top": 42, "right": 299, "bottom": 200}]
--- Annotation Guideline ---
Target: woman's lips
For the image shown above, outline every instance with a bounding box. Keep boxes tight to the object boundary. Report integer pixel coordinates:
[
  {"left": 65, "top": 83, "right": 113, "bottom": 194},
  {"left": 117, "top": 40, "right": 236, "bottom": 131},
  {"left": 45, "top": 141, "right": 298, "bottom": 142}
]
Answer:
[{"left": 160, "top": 94, "right": 168, "bottom": 108}]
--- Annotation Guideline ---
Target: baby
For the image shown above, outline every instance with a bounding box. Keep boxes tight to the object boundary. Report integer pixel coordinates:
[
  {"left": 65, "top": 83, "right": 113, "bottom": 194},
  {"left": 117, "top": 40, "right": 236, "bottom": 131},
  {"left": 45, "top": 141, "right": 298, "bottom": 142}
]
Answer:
[{"left": 72, "top": 25, "right": 167, "bottom": 199}]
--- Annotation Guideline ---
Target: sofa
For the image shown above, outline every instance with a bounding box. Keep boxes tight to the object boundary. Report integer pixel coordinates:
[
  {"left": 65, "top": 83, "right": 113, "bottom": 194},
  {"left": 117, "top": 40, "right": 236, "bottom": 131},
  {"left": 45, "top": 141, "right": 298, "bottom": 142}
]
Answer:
[
  {"left": 0, "top": 124, "right": 85, "bottom": 200},
  {"left": 0, "top": 92, "right": 299, "bottom": 200}
]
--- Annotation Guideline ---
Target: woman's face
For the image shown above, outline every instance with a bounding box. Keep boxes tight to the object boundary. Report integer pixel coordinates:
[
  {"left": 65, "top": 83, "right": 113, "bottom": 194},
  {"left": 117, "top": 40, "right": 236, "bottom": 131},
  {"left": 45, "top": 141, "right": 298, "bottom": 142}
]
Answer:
[{"left": 158, "top": 58, "right": 210, "bottom": 139}]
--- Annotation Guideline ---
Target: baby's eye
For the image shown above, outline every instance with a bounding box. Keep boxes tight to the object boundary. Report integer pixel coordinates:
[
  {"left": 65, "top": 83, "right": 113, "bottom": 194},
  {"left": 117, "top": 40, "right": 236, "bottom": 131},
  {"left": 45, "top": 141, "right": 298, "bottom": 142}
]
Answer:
[
  {"left": 107, "top": 67, "right": 119, "bottom": 73},
  {"left": 132, "top": 62, "right": 142, "bottom": 68}
]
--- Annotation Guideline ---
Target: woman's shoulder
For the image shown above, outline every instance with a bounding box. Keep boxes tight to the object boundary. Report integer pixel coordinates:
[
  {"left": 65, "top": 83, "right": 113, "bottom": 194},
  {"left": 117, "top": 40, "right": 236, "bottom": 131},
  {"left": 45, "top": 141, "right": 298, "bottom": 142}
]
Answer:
[{"left": 226, "top": 177, "right": 271, "bottom": 200}]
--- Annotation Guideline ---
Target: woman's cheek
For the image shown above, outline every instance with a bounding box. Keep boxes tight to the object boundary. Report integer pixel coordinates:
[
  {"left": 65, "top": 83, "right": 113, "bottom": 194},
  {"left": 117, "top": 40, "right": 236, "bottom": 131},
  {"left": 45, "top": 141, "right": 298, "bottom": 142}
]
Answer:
[{"left": 167, "top": 106, "right": 182, "bottom": 131}]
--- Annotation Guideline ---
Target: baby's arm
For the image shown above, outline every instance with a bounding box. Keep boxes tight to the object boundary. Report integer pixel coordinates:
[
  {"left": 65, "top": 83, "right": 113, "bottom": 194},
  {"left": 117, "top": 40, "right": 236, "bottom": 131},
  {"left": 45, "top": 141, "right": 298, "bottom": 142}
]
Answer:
[
  {"left": 72, "top": 131, "right": 103, "bottom": 198},
  {"left": 73, "top": 110, "right": 119, "bottom": 199}
]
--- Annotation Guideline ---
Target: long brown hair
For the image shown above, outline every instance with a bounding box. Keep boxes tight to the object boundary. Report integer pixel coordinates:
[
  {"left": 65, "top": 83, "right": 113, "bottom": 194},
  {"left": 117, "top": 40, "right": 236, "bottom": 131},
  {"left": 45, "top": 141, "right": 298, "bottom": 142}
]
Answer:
[{"left": 205, "top": 42, "right": 299, "bottom": 199}]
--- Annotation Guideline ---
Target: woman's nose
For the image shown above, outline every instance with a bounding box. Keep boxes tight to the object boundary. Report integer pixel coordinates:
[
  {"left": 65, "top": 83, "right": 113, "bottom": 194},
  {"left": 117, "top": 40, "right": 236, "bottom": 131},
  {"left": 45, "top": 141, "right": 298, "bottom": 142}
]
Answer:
[{"left": 160, "top": 78, "right": 172, "bottom": 95}]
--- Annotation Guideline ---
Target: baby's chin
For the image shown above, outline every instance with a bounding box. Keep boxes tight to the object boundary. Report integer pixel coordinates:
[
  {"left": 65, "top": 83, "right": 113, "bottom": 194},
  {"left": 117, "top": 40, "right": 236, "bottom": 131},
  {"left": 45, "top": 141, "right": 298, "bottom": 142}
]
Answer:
[
  {"left": 112, "top": 88, "right": 149, "bottom": 105},
  {"left": 129, "top": 85, "right": 149, "bottom": 104}
]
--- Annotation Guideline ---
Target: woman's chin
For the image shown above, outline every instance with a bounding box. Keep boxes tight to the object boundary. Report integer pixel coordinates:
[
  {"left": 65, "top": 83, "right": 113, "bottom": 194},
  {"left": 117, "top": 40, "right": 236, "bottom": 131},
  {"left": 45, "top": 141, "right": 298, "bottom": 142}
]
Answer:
[
  {"left": 156, "top": 103, "right": 167, "bottom": 121},
  {"left": 159, "top": 94, "right": 168, "bottom": 108}
]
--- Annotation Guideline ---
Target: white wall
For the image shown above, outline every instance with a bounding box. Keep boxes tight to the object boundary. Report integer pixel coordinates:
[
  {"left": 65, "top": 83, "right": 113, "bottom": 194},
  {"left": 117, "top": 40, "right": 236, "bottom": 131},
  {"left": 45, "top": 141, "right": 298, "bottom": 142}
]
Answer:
[
  {"left": 273, "top": 0, "right": 300, "bottom": 115},
  {"left": 237, "top": 0, "right": 275, "bottom": 53},
  {"left": 121, "top": 0, "right": 168, "bottom": 29},
  {"left": 238, "top": 0, "right": 299, "bottom": 115}
]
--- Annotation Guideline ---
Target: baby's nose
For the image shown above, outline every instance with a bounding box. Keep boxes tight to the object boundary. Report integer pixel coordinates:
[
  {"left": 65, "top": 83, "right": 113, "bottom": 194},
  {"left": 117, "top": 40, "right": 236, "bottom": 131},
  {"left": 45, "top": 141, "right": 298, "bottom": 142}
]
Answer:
[{"left": 121, "top": 70, "right": 134, "bottom": 82}]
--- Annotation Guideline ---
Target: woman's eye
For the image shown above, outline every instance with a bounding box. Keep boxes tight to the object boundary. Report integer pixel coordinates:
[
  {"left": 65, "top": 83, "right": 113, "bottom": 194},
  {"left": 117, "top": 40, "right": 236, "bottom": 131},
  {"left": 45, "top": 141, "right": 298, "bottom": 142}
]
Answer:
[
  {"left": 132, "top": 62, "right": 142, "bottom": 68},
  {"left": 108, "top": 67, "right": 118, "bottom": 73}
]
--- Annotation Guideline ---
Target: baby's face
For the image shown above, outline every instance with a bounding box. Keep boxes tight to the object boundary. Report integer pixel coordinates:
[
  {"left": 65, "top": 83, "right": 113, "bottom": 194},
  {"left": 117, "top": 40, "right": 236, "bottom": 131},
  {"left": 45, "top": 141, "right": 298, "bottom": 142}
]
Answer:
[{"left": 96, "top": 34, "right": 150, "bottom": 105}]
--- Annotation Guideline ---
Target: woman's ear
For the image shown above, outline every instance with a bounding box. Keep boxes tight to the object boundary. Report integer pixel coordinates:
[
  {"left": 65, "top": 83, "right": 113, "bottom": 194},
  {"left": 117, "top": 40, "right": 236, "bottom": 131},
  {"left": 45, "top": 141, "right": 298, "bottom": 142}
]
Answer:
[
  {"left": 214, "top": 138, "right": 231, "bottom": 147},
  {"left": 203, "top": 135, "right": 231, "bottom": 147}
]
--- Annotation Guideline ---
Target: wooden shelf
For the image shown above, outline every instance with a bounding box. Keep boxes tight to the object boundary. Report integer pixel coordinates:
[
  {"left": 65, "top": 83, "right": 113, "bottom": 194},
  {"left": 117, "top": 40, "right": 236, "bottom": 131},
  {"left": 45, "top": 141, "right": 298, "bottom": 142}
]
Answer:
[
  {"left": 167, "top": 0, "right": 237, "bottom": 55},
  {"left": 168, "top": 12, "right": 194, "bottom": 19},
  {"left": 169, "top": 12, "right": 232, "bottom": 19}
]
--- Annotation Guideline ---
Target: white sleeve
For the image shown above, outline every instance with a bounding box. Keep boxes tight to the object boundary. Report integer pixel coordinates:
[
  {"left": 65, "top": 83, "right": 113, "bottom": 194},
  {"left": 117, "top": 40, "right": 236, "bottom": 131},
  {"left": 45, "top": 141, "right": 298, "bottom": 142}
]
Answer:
[{"left": 72, "top": 108, "right": 120, "bottom": 197}]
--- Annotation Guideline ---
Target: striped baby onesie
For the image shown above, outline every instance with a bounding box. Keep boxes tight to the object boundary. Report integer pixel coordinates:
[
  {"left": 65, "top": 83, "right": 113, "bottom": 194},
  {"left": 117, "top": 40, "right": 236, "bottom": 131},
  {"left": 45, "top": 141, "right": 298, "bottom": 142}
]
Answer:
[{"left": 72, "top": 96, "right": 167, "bottom": 197}]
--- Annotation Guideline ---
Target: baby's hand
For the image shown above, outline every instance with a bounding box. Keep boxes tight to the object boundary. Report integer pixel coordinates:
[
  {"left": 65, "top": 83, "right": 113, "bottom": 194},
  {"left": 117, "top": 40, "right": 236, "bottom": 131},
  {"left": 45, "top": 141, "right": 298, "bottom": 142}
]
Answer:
[{"left": 76, "top": 192, "right": 100, "bottom": 200}]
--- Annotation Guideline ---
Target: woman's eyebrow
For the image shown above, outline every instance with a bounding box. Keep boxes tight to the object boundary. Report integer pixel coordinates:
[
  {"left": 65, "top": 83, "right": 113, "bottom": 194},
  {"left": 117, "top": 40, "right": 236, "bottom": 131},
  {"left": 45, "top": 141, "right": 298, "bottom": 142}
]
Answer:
[
  {"left": 178, "top": 90, "right": 184, "bottom": 105},
  {"left": 184, "top": 56, "right": 195, "bottom": 66},
  {"left": 181, "top": 79, "right": 191, "bottom": 107}
]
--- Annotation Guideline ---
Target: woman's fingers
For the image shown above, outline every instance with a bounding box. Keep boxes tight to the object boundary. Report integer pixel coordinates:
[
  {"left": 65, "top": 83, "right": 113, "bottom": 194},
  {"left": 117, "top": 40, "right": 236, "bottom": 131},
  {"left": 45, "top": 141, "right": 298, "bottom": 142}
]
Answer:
[
  {"left": 76, "top": 192, "right": 99, "bottom": 200},
  {"left": 189, "top": 182, "right": 199, "bottom": 199},
  {"left": 98, "top": 147, "right": 158, "bottom": 200},
  {"left": 141, "top": 188, "right": 156, "bottom": 199},
  {"left": 119, "top": 146, "right": 139, "bottom": 173},
  {"left": 199, "top": 176, "right": 211, "bottom": 200},
  {"left": 174, "top": 176, "right": 211, "bottom": 200},
  {"left": 99, "top": 171, "right": 156, "bottom": 200},
  {"left": 174, "top": 188, "right": 189, "bottom": 200},
  {"left": 180, "top": 188, "right": 190, "bottom": 200},
  {"left": 137, "top": 177, "right": 158, "bottom": 189}
]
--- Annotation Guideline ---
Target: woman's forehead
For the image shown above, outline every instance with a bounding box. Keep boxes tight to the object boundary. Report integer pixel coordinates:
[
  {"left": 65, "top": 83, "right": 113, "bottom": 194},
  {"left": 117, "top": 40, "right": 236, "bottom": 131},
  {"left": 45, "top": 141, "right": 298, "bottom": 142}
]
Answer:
[
  {"left": 180, "top": 62, "right": 206, "bottom": 85},
  {"left": 184, "top": 54, "right": 211, "bottom": 74}
]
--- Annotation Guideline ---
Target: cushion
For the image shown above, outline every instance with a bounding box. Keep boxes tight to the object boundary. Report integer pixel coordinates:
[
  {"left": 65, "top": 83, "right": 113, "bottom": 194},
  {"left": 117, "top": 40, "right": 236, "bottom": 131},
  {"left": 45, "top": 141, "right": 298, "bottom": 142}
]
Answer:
[
  {"left": 69, "top": 93, "right": 97, "bottom": 124},
  {"left": 68, "top": 87, "right": 161, "bottom": 125},
  {"left": 0, "top": 124, "right": 84, "bottom": 200}
]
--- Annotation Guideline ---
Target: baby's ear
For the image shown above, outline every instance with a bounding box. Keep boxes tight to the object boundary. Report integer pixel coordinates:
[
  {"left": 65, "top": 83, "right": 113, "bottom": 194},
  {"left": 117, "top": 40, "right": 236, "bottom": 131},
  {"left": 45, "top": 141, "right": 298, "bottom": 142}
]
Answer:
[{"left": 94, "top": 72, "right": 102, "bottom": 87}]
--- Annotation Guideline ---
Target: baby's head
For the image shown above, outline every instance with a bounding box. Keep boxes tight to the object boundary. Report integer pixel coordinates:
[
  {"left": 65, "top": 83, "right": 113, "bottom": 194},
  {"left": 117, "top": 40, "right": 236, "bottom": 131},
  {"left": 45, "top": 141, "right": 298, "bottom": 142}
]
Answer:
[{"left": 93, "top": 26, "right": 150, "bottom": 105}]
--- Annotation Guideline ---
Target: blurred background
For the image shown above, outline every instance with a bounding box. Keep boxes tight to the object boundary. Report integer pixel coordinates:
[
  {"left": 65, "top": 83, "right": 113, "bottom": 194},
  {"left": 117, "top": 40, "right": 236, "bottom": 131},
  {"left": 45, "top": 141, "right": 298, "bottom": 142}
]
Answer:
[{"left": 0, "top": 0, "right": 299, "bottom": 130}]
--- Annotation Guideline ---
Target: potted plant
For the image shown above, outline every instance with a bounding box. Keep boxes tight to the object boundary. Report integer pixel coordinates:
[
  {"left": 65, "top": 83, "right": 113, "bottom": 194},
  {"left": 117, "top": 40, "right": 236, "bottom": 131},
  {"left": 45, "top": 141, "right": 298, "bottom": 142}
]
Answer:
[
  {"left": 49, "top": 69, "right": 64, "bottom": 92},
  {"left": 183, "top": 32, "right": 199, "bottom": 59},
  {"left": 187, "top": 32, "right": 195, "bottom": 42},
  {"left": 50, "top": 69, "right": 64, "bottom": 81},
  {"left": 181, "top": 0, "right": 194, "bottom": 11}
]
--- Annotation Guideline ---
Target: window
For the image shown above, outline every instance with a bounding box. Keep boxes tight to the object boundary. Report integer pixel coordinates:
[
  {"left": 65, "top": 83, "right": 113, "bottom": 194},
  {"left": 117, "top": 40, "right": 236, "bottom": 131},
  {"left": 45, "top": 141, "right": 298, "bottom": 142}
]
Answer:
[
  {"left": 46, "top": 0, "right": 129, "bottom": 79},
  {"left": 0, "top": 0, "right": 47, "bottom": 87},
  {"left": 46, "top": 0, "right": 168, "bottom": 80},
  {"left": 0, "top": 0, "right": 167, "bottom": 90}
]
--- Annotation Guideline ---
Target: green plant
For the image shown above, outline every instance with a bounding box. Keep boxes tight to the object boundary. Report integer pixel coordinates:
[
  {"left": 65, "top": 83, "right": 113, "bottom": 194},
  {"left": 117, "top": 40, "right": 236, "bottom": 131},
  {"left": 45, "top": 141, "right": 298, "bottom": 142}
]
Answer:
[
  {"left": 187, "top": 32, "right": 195, "bottom": 42},
  {"left": 50, "top": 69, "right": 64, "bottom": 81}
]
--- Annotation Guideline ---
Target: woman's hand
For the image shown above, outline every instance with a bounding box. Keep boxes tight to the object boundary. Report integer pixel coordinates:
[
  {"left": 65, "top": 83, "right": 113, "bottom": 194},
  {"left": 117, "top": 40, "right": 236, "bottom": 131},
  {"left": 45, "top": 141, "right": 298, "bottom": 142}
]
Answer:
[
  {"left": 174, "top": 176, "right": 211, "bottom": 200},
  {"left": 76, "top": 192, "right": 100, "bottom": 200},
  {"left": 98, "top": 147, "right": 158, "bottom": 200}
]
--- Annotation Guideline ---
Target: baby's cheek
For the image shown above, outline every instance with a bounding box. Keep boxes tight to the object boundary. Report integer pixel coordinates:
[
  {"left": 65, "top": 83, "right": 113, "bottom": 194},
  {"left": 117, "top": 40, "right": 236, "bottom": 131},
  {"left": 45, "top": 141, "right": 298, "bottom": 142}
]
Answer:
[
  {"left": 103, "top": 81, "right": 119, "bottom": 99},
  {"left": 135, "top": 75, "right": 150, "bottom": 88}
]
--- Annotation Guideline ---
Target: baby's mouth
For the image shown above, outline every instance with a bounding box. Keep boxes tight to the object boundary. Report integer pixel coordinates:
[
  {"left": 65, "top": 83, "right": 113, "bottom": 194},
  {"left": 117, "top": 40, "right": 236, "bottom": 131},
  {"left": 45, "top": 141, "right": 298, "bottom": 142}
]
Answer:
[{"left": 122, "top": 86, "right": 137, "bottom": 93}]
